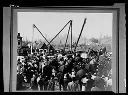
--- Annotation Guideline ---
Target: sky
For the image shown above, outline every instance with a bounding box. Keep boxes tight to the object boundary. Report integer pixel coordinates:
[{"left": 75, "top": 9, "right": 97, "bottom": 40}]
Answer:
[{"left": 18, "top": 12, "right": 113, "bottom": 42}]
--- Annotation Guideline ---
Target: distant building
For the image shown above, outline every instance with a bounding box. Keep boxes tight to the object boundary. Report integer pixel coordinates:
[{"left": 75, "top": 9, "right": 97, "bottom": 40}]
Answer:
[
  {"left": 35, "top": 43, "right": 48, "bottom": 54},
  {"left": 17, "top": 33, "right": 22, "bottom": 49},
  {"left": 17, "top": 33, "right": 23, "bottom": 56},
  {"left": 39, "top": 43, "right": 48, "bottom": 53}
]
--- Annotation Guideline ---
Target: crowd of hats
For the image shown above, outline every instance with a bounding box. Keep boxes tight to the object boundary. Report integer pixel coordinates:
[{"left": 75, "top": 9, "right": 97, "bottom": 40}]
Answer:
[{"left": 16, "top": 47, "right": 112, "bottom": 91}]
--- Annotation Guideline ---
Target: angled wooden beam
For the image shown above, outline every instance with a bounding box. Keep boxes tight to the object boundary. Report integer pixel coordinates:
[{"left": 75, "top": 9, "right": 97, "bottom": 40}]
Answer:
[
  {"left": 46, "top": 20, "right": 72, "bottom": 46},
  {"left": 33, "top": 24, "right": 51, "bottom": 45},
  {"left": 64, "top": 21, "right": 71, "bottom": 51},
  {"left": 71, "top": 20, "right": 72, "bottom": 52},
  {"left": 74, "top": 18, "right": 87, "bottom": 52}
]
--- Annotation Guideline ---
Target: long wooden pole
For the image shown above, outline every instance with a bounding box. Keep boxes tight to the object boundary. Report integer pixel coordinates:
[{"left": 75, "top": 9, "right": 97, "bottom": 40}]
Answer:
[
  {"left": 64, "top": 21, "right": 71, "bottom": 51},
  {"left": 74, "top": 18, "right": 86, "bottom": 52},
  {"left": 71, "top": 20, "right": 72, "bottom": 52},
  {"left": 33, "top": 24, "right": 51, "bottom": 45},
  {"left": 46, "top": 20, "right": 72, "bottom": 46},
  {"left": 31, "top": 25, "right": 34, "bottom": 54}
]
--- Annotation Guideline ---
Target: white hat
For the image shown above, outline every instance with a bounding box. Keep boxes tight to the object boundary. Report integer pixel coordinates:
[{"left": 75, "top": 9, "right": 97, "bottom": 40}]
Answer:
[
  {"left": 81, "top": 77, "right": 88, "bottom": 83},
  {"left": 91, "top": 75, "right": 96, "bottom": 80}
]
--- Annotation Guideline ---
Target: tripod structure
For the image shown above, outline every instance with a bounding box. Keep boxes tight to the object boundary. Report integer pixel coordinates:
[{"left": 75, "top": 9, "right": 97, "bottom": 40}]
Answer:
[{"left": 32, "top": 18, "right": 86, "bottom": 53}]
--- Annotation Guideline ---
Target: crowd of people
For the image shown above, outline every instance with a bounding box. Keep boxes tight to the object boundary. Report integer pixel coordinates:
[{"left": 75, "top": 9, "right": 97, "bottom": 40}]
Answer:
[{"left": 17, "top": 47, "right": 112, "bottom": 91}]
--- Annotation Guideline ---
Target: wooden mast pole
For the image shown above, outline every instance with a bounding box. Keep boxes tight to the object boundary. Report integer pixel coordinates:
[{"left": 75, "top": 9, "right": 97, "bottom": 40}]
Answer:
[
  {"left": 71, "top": 20, "right": 72, "bottom": 53},
  {"left": 64, "top": 21, "right": 71, "bottom": 52},
  {"left": 74, "top": 18, "right": 86, "bottom": 52}
]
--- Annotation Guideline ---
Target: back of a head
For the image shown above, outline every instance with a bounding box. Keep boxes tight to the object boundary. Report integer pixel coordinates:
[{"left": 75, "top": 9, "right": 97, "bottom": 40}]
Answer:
[
  {"left": 72, "top": 77, "right": 76, "bottom": 82},
  {"left": 87, "top": 73, "right": 92, "bottom": 79}
]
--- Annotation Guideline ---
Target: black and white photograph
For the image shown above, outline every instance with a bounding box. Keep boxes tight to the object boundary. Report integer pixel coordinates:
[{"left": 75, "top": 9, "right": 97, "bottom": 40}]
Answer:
[
  {"left": 3, "top": 3, "right": 126, "bottom": 93},
  {"left": 16, "top": 12, "right": 113, "bottom": 91}
]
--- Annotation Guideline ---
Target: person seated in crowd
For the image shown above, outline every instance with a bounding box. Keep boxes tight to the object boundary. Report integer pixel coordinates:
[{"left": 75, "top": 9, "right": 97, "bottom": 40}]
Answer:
[
  {"left": 63, "top": 73, "right": 70, "bottom": 91},
  {"left": 86, "top": 73, "right": 95, "bottom": 91},
  {"left": 31, "top": 74, "right": 38, "bottom": 90},
  {"left": 81, "top": 75, "right": 88, "bottom": 91},
  {"left": 104, "top": 75, "right": 112, "bottom": 91},
  {"left": 91, "top": 76, "right": 106, "bottom": 91},
  {"left": 47, "top": 76, "right": 55, "bottom": 91},
  {"left": 67, "top": 77, "right": 80, "bottom": 91},
  {"left": 17, "top": 69, "right": 25, "bottom": 90},
  {"left": 53, "top": 77, "right": 60, "bottom": 91},
  {"left": 38, "top": 74, "right": 46, "bottom": 91}
]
